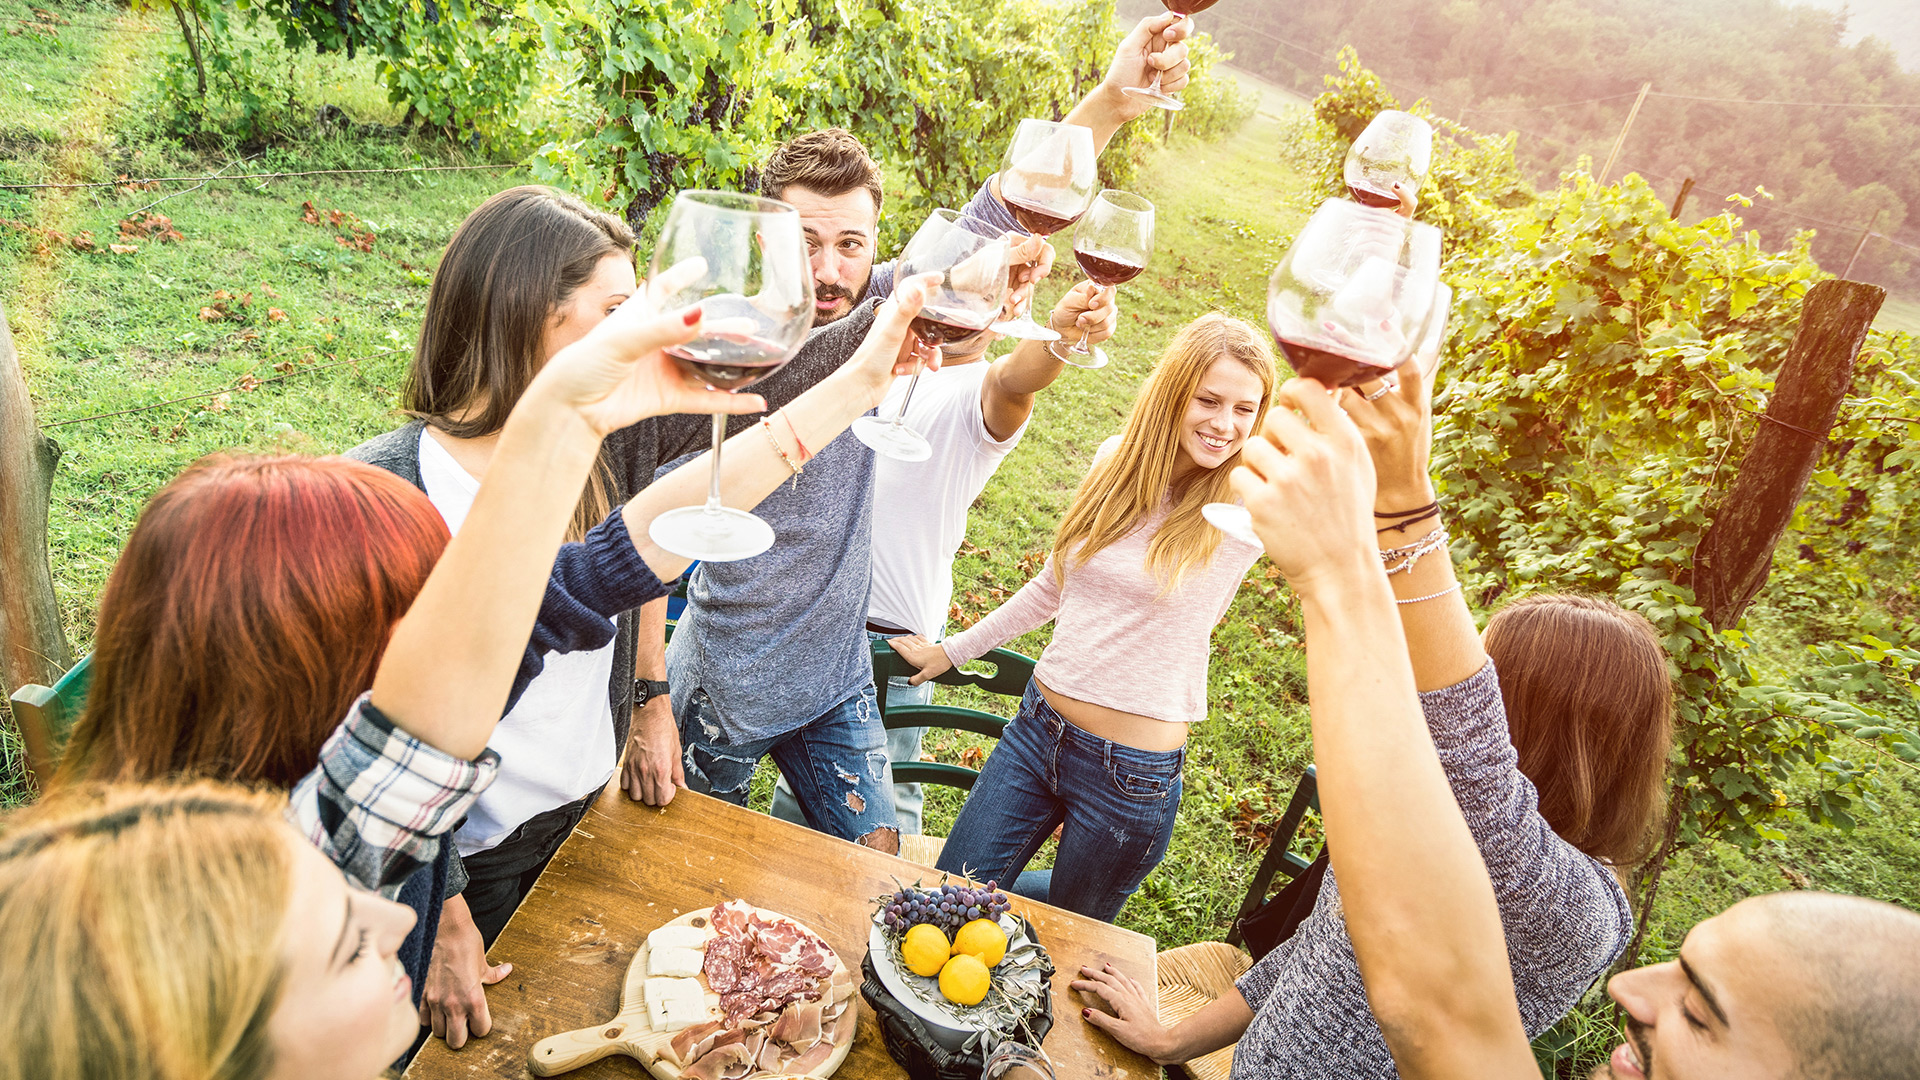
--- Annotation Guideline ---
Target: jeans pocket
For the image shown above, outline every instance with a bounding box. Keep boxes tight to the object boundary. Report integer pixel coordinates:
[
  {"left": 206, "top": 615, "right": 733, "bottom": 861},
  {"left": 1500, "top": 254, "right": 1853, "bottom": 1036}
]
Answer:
[{"left": 1105, "top": 757, "right": 1177, "bottom": 802}]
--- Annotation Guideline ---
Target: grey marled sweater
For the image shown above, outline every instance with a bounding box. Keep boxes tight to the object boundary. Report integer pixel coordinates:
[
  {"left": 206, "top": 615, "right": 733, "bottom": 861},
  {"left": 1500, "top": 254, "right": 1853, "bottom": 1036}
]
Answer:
[{"left": 1229, "top": 661, "right": 1633, "bottom": 1080}]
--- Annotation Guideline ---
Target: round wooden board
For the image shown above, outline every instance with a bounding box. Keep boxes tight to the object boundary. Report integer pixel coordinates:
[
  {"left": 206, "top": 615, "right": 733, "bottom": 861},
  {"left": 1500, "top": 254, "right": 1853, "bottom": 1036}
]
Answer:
[{"left": 527, "top": 902, "right": 855, "bottom": 1080}]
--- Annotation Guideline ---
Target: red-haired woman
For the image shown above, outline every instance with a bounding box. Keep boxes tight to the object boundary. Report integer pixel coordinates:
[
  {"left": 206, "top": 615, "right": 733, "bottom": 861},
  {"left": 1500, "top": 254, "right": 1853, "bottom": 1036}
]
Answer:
[{"left": 1069, "top": 358, "right": 1673, "bottom": 1080}]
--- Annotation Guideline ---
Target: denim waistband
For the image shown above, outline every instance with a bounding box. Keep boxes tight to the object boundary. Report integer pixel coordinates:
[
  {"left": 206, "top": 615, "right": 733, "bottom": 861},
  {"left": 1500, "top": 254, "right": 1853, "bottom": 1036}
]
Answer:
[{"left": 1022, "top": 679, "right": 1186, "bottom": 770}]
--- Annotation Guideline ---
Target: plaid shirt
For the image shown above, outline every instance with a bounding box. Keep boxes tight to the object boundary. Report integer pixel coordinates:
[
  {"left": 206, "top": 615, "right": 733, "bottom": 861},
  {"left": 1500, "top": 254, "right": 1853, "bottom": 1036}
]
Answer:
[{"left": 287, "top": 695, "right": 499, "bottom": 898}]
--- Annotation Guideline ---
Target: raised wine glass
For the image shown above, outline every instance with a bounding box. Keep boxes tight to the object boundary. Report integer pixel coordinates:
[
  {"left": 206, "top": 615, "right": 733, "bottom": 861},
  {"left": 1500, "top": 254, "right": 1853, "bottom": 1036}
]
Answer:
[
  {"left": 1344, "top": 110, "right": 1434, "bottom": 210},
  {"left": 1201, "top": 207, "right": 1443, "bottom": 550},
  {"left": 852, "top": 208, "right": 1010, "bottom": 462},
  {"left": 992, "top": 119, "right": 1098, "bottom": 342},
  {"left": 983, "top": 1042, "right": 1056, "bottom": 1080},
  {"left": 645, "top": 191, "right": 813, "bottom": 562},
  {"left": 1121, "top": 0, "right": 1220, "bottom": 112},
  {"left": 1059, "top": 190, "right": 1154, "bottom": 370}
]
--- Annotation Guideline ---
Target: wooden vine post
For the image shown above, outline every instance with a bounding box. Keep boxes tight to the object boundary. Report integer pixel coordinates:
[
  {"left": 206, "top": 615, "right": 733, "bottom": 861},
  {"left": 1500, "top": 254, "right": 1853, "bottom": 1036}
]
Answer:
[
  {"left": 1693, "top": 279, "right": 1887, "bottom": 629},
  {"left": 0, "top": 298, "right": 72, "bottom": 698}
]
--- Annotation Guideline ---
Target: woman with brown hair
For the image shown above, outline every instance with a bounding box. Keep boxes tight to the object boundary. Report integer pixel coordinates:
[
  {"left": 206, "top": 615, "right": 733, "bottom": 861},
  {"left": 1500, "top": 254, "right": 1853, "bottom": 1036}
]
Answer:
[
  {"left": 5, "top": 272, "right": 943, "bottom": 1080},
  {"left": 1068, "top": 357, "right": 1673, "bottom": 1079}
]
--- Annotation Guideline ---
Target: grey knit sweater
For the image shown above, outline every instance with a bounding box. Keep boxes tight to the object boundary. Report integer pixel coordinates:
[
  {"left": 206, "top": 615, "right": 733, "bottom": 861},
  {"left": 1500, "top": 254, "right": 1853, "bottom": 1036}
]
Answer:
[{"left": 1230, "top": 661, "right": 1633, "bottom": 1080}]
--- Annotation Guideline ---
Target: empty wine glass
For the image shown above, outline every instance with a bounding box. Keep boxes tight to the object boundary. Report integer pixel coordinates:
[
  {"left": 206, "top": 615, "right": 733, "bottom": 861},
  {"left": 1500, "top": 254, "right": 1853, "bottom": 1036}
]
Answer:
[
  {"left": 1121, "top": 0, "right": 1222, "bottom": 112},
  {"left": 993, "top": 119, "right": 1098, "bottom": 342},
  {"left": 1267, "top": 198, "right": 1441, "bottom": 389},
  {"left": 645, "top": 191, "right": 813, "bottom": 562},
  {"left": 853, "top": 209, "right": 1010, "bottom": 462},
  {"left": 983, "top": 1042, "right": 1056, "bottom": 1080},
  {"left": 1344, "top": 110, "right": 1434, "bottom": 210},
  {"left": 1058, "top": 190, "right": 1154, "bottom": 370}
]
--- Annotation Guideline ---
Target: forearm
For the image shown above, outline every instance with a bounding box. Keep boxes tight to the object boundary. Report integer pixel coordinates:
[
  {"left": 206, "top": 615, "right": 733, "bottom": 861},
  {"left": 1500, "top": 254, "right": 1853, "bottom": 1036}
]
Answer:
[
  {"left": 1375, "top": 476, "right": 1484, "bottom": 691},
  {"left": 1294, "top": 565, "right": 1529, "bottom": 1079},
  {"left": 635, "top": 597, "right": 668, "bottom": 681},
  {"left": 625, "top": 367, "right": 887, "bottom": 580},
  {"left": 1162, "top": 989, "right": 1254, "bottom": 1063},
  {"left": 372, "top": 393, "right": 601, "bottom": 760},
  {"left": 941, "top": 568, "right": 1061, "bottom": 665},
  {"left": 996, "top": 335, "right": 1070, "bottom": 396},
  {"left": 1065, "top": 84, "right": 1132, "bottom": 154}
]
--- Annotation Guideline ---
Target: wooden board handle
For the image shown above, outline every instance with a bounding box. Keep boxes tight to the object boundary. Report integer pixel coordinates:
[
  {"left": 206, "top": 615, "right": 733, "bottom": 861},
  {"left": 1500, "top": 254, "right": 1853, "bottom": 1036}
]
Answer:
[{"left": 527, "top": 1021, "right": 641, "bottom": 1077}]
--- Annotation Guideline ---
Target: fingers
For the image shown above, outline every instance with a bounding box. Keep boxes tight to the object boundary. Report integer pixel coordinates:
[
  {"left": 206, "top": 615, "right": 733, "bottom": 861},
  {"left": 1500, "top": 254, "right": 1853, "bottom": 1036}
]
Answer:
[
  {"left": 429, "top": 1001, "right": 448, "bottom": 1040},
  {"left": 707, "top": 390, "right": 768, "bottom": 415},
  {"left": 482, "top": 960, "right": 513, "bottom": 985},
  {"left": 444, "top": 1005, "right": 470, "bottom": 1049},
  {"left": 645, "top": 256, "right": 709, "bottom": 309},
  {"left": 1392, "top": 182, "right": 1419, "bottom": 219},
  {"left": 468, "top": 996, "right": 494, "bottom": 1040}
]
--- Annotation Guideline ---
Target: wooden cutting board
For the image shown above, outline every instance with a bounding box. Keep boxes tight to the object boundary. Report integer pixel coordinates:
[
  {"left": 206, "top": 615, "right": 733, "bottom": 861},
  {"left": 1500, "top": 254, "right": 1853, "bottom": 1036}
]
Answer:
[{"left": 527, "top": 903, "right": 856, "bottom": 1080}]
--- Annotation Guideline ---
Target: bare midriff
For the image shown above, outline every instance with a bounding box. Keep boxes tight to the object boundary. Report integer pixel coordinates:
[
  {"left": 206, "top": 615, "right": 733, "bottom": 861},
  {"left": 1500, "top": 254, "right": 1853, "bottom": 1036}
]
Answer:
[{"left": 1035, "top": 678, "right": 1190, "bottom": 753}]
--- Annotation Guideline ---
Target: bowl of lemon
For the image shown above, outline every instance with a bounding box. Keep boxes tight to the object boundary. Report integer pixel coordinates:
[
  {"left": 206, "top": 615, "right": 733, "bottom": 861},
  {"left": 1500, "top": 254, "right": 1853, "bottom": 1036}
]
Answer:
[{"left": 866, "top": 880, "right": 1052, "bottom": 1054}]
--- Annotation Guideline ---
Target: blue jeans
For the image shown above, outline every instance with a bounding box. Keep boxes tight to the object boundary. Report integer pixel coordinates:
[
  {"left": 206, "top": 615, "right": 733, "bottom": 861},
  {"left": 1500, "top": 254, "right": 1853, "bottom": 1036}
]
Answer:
[
  {"left": 771, "top": 630, "right": 934, "bottom": 833},
  {"left": 678, "top": 684, "right": 900, "bottom": 846},
  {"left": 934, "top": 679, "right": 1184, "bottom": 922}
]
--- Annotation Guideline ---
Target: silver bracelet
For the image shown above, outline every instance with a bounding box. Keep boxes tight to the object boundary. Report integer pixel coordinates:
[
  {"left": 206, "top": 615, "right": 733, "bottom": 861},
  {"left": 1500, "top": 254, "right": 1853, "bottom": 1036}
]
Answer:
[
  {"left": 1396, "top": 581, "right": 1462, "bottom": 606},
  {"left": 1380, "top": 526, "right": 1448, "bottom": 576}
]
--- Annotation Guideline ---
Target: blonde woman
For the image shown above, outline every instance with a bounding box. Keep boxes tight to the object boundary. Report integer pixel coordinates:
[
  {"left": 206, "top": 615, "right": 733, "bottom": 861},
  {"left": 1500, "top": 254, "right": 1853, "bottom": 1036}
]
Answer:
[{"left": 891, "top": 313, "right": 1274, "bottom": 920}]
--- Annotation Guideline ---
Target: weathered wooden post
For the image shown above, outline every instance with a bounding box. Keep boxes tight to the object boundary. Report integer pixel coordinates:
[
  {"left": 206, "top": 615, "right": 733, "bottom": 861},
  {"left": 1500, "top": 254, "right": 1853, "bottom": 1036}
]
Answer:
[
  {"left": 1693, "top": 277, "right": 1887, "bottom": 628},
  {"left": 0, "top": 298, "right": 73, "bottom": 696}
]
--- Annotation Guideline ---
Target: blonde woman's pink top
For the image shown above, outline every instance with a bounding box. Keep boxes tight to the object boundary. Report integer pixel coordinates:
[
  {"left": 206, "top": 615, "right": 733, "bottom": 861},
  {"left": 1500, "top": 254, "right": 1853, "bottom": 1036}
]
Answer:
[{"left": 939, "top": 500, "right": 1262, "bottom": 725}]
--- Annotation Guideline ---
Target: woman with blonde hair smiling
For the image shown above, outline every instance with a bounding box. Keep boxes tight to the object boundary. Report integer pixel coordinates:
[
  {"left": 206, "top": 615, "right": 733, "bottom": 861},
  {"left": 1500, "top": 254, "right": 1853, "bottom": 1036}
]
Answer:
[{"left": 891, "top": 312, "right": 1275, "bottom": 920}]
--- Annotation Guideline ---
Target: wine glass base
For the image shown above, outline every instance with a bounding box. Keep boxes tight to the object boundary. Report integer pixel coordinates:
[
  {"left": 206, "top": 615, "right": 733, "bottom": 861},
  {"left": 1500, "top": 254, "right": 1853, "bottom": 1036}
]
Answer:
[
  {"left": 1202, "top": 502, "right": 1265, "bottom": 550},
  {"left": 990, "top": 316, "right": 1062, "bottom": 342},
  {"left": 648, "top": 504, "right": 777, "bottom": 563},
  {"left": 1059, "top": 345, "right": 1109, "bottom": 369},
  {"left": 852, "top": 415, "right": 933, "bottom": 462},
  {"left": 1121, "top": 85, "right": 1185, "bottom": 112}
]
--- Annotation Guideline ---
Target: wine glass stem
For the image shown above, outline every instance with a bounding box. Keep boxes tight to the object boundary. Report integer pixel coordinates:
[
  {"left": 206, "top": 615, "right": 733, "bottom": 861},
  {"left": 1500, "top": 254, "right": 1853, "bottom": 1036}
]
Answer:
[
  {"left": 1071, "top": 281, "right": 1104, "bottom": 354},
  {"left": 703, "top": 410, "right": 727, "bottom": 513},
  {"left": 891, "top": 365, "right": 925, "bottom": 428}
]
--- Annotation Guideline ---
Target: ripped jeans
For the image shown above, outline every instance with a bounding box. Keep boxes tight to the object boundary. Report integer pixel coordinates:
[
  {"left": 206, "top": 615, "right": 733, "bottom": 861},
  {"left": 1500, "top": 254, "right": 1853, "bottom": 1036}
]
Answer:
[
  {"left": 934, "top": 678, "right": 1184, "bottom": 922},
  {"left": 677, "top": 683, "right": 900, "bottom": 845}
]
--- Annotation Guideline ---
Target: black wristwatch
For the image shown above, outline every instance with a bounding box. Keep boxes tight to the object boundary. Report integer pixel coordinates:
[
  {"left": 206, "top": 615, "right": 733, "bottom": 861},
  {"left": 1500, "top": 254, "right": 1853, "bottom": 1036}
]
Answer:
[{"left": 633, "top": 678, "right": 670, "bottom": 706}]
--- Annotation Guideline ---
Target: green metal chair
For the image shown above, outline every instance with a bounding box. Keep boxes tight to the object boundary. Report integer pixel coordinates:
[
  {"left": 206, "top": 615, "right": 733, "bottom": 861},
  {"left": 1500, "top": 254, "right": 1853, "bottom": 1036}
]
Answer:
[{"left": 8, "top": 653, "right": 94, "bottom": 787}]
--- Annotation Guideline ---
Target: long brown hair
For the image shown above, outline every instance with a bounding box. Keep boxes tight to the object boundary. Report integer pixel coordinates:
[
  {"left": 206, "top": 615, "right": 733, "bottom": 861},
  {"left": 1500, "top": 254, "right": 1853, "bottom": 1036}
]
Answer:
[
  {"left": 0, "top": 782, "right": 291, "bottom": 1080},
  {"left": 1483, "top": 594, "right": 1674, "bottom": 867},
  {"left": 55, "top": 456, "right": 449, "bottom": 790},
  {"left": 405, "top": 185, "right": 633, "bottom": 540},
  {"left": 1052, "top": 313, "right": 1275, "bottom": 590}
]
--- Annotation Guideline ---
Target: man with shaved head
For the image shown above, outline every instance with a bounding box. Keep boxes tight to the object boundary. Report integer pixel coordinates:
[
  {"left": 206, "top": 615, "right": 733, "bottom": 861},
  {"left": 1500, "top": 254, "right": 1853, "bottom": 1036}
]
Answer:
[{"left": 1216, "top": 369, "right": 1920, "bottom": 1080}]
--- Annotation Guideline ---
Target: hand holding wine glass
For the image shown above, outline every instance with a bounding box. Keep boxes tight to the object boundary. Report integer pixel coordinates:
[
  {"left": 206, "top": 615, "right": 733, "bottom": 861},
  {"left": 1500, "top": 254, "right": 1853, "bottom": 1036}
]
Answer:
[
  {"left": 1267, "top": 198, "right": 1441, "bottom": 389},
  {"left": 1121, "top": 2, "right": 1215, "bottom": 112},
  {"left": 1058, "top": 190, "right": 1154, "bottom": 369},
  {"left": 1345, "top": 110, "right": 1434, "bottom": 214},
  {"left": 645, "top": 191, "right": 814, "bottom": 563},
  {"left": 994, "top": 120, "right": 1097, "bottom": 341},
  {"left": 1102, "top": 12, "right": 1192, "bottom": 119},
  {"left": 853, "top": 209, "right": 1010, "bottom": 462}
]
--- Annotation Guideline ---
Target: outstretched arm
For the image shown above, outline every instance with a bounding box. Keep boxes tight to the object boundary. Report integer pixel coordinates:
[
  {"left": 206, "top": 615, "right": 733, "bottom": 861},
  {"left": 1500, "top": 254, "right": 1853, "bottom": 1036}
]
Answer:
[
  {"left": 980, "top": 281, "right": 1117, "bottom": 441},
  {"left": 1066, "top": 12, "right": 1192, "bottom": 151},
  {"left": 1230, "top": 380, "right": 1535, "bottom": 1080}
]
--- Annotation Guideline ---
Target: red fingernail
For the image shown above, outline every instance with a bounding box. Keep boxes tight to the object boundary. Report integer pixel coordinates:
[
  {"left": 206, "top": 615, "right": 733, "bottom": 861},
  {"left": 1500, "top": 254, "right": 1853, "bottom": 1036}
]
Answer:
[
  {"left": 1082, "top": 1009, "right": 1092, "bottom": 1019},
  {"left": 682, "top": 306, "right": 702, "bottom": 326}
]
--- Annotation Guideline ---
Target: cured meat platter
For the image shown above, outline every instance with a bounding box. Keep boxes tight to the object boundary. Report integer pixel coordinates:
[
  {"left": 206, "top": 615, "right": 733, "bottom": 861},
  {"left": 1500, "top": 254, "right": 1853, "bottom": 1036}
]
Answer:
[{"left": 528, "top": 900, "right": 857, "bottom": 1080}]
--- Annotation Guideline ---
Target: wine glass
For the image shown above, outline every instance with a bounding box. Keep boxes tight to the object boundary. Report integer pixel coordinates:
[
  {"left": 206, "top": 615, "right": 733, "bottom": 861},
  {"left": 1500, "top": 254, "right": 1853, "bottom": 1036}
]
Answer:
[
  {"left": 1344, "top": 110, "right": 1434, "bottom": 210},
  {"left": 853, "top": 208, "right": 1010, "bottom": 462},
  {"left": 1266, "top": 198, "right": 1441, "bottom": 389},
  {"left": 645, "top": 191, "right": 813, "bottom": 562},
  {"left": 1058, "top": 190, "right": 1154, "bottom": 370},
  {"left": 1200, "top": 210, "right": 1442, "bottom": 550},
  {"left": 983, "top": 1042, "right": 1055, "bottom": 1080},
  {"left": 992, "top": 119, "right": 1098, "bottom": 342},
  {"left": 1121, "top": 0, "right": 1221, "bottom": 112}
]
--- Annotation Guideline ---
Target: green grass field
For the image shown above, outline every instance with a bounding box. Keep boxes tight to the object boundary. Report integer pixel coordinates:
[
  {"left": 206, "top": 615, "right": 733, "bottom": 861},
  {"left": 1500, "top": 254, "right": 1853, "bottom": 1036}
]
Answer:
[{"left": 4, "top": 8, "right": 1917, "bottom": 1076}]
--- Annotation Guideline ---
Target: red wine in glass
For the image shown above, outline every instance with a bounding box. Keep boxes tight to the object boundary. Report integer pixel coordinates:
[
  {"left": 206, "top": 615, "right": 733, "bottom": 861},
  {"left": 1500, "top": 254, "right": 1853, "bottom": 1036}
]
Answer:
[
  {"left": 664, "top": 342, "right": 791, "bottom": 391},
  {"left": 1276, "top": 337, "right": 1397, "bottom": 389},
  {"left": 1074, "top": 247, "right": 1146, "bottom": 287},
  {"left": 1163, "top": 0, "right": 1220, "bottom": 13},
  {"left": 1005, "top": 195, "right": 1084, "bottom": 237},
  {"left": 910, "top": 308, "right": 994, "bottom": 348},
  {"left": 1348, "top": 182, "right": 1401, "bottom": 209}
]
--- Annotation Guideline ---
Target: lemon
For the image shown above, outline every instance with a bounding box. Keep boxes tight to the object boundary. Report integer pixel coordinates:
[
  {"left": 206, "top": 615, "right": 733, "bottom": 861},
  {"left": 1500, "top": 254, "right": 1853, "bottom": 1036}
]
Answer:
[
  {"left": 950, "top": 918, "right": 1007, "bottom": 967},
  {"left": 938, "top": 952, "right": 990, "bottom": 1006},
  {"left": 902, "top": 923, "right": 951, "bottom": 977}
]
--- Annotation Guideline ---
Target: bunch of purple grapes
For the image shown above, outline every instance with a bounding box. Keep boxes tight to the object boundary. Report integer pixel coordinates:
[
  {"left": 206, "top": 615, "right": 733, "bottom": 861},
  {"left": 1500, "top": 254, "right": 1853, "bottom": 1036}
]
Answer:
[{"left": 881, "top": 881, "right": 1013, "bottom": 936}]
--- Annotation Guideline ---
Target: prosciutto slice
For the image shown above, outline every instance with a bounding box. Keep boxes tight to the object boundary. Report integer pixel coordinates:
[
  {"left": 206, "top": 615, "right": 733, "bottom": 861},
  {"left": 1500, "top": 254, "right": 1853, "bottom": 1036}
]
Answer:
[
  {"left": 767, "top": 998, "right": 824, "bottom": 1050},
  {"left": 702, "top": 902, "right": 835, "bottom": 1024},
  {"left": 663, "top": 1021, "right": 725, "bottom": 1067},
  {"left": 682, "top": 1041, "right": 754, "bottom": 1080}
]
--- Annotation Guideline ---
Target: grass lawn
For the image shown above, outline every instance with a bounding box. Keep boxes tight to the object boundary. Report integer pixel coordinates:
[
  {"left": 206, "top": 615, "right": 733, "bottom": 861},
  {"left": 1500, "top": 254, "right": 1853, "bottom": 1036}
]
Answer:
[{"left": 3, "top": 8, "right": 1917, "bottom": 1076}]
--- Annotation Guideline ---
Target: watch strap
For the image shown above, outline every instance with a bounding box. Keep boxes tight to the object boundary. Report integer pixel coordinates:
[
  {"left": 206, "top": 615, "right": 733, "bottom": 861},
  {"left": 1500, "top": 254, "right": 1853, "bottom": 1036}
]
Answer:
[{"left": 633, "top": 678, "right": 670, "bottom": 706}]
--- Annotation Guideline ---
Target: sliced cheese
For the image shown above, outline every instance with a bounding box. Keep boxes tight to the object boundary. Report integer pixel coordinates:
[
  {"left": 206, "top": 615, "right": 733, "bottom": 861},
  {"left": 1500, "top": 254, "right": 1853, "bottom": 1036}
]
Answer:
[
  {"left": 645, "top": 976, "right": 705, "bottom": 1033},
  {"left": 646, "top": 925, "right": 710, "bottom": 952},
  {"left": 648, "top": 945, "right": 705, "bottom": 978}
]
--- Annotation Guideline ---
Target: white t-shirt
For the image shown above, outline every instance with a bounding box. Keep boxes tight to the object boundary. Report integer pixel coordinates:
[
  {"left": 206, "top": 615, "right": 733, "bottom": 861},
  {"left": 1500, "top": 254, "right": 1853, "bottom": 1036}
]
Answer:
[
  {"left": 868, "top": 361, "right": 1029, "bottom": 638},
  {"left": 417, "top": 429, "right": 619, "bottom": 856}
]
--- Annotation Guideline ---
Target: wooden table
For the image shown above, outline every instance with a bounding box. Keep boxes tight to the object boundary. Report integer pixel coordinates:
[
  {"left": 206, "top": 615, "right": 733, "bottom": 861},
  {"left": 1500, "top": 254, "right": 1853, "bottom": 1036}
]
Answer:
[{"left": 407, "top": 782, "right": 1161, "bottom": 1080}]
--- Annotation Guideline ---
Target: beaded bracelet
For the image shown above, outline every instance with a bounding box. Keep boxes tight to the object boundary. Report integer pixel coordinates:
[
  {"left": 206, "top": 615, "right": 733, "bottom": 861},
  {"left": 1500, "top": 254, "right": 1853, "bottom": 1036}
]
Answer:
[
  {"left": 1380, "top": 526, "right": 1449, "bottom": 576},
  {"left": 1396, "top": 581, "right": 1462, "bottom": 606}
]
